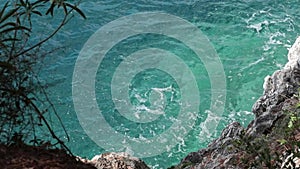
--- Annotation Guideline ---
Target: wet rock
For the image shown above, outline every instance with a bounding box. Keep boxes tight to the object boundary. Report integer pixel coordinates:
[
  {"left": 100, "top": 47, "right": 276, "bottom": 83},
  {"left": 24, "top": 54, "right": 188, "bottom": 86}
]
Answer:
[{"left": 177, "top": 122, "right": 244, "bottom": 169}]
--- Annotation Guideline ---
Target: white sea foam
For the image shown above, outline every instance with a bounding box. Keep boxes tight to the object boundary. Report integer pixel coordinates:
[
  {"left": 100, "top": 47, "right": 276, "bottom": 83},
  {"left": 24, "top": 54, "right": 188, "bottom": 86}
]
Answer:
[
  {"left": 240, "top": 57, "right": 265, "bottom": 71},
  {"left": 246, "top": 20, "right": 269, "bottom": 33},
  {"left": 198, "top": 110, "right": 221, "bottom": 143},
  {"left": 134, "top": 93, "right": 147, "bottom": 103},
  {"left": 133, "top": 85, "right": 176, "bottom": 117},
  {"left": 135, "top": 104, "right": 165, "bottom": 115}
]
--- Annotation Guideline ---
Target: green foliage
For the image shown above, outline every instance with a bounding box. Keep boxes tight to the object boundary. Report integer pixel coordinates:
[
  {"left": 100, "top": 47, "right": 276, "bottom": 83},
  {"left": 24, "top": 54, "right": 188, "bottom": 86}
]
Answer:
[
  {"left": 288, "top": 112, "right": 298, "bottom": 129},
  {"left": 233, "top": 133, "right": 279, "bottom": 168},
  {"left": 0, "top": 0, "right": 85, "bottom": 152},
  {"left": 277, "top": 138, "right": 287, "bottom": 145},
  {"left": 232, "top": 98, "right": 300, "bottom": 169}
]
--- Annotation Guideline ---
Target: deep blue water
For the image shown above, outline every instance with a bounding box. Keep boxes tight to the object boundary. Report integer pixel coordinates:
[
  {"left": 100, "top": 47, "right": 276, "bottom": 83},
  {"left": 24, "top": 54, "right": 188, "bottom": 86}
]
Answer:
[{"left": 31, "top": 1, "right": 300, "bottom": 168}]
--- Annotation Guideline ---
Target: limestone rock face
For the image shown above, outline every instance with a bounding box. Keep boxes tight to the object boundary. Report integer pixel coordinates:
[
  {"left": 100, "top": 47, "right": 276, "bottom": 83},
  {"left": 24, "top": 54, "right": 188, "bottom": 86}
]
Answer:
[
  {"left": 89, "top": 152, "right": 150, "bottom": 169},
  {"left": 173, "top": 37, "right": 300, "bottom": 169},
  {"left": 180, "top": 122, "right": 244, "bottom": 169},
  {"left": 250, "top": 36, "right": 300, "bottom": 136}
]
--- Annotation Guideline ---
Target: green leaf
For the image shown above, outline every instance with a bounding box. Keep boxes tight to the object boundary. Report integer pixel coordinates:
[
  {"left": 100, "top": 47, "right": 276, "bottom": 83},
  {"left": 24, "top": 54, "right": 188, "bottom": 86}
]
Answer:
[
  {"left": 291, "top": 116, "right": 297, "bottom": 123},
  {"left": 0, "top": 26, "right": 31, "bottom": 34},
  {"left": 20, "top": 0, "right": 26, "bottom": 7},
  {"left": 65, "top": 3, "right": 86, "bottom": 19},
  {"left": 1, "top": 38, "right": 20, "bottom": 42},
  {"left": 32, "top": 10, "right": 42, "bottom": 16},
  {"left": 288, "top": 120, "right": 294, "bottom": 128},
  {"left": 45, "top": 3, "right": 55, "bottom": 16},
  {"left": 0, "top": 2, "right": 9, "bottom": 20},
  {"left": 277, "top": 139, "right": 287, "bottom": 145},
  {"left": 0, "top": 7, "right": 20, "bottom": 24},
  {"left": 0, "top": 22, "right": 18, "bottom": 29},
  {"left": 62, "top": 3, "right": 68, "bottom": 15}
]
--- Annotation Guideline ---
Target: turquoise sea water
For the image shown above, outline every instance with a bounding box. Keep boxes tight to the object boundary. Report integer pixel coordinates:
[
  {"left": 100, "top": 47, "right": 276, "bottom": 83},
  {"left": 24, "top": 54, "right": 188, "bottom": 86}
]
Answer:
[{"left": 34, "top": 1, "right": 300, "bottom": 168}]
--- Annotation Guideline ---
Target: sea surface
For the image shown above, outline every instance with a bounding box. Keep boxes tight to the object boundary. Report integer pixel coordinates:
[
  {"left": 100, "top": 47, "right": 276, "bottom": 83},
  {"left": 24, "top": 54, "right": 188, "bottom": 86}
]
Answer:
[{"left": 29, "top": 0, "right": 300, "bottom": 168}]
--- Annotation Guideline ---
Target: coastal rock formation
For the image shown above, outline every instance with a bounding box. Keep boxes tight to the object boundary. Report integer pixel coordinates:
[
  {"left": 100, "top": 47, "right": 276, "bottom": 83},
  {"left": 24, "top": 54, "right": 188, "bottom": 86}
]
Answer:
[
  {"left": 172, "top": 37, "right": 300, "bottom": 169},
  {"left": 87, "top": 152, "right": 150, "bottom": 169}
]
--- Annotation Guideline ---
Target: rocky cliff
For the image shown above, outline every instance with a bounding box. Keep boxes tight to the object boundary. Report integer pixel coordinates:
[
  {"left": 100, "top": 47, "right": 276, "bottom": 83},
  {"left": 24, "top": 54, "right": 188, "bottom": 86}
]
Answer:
[{"left": 171, "top": 37, "right": 300, "bottom": 169}]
